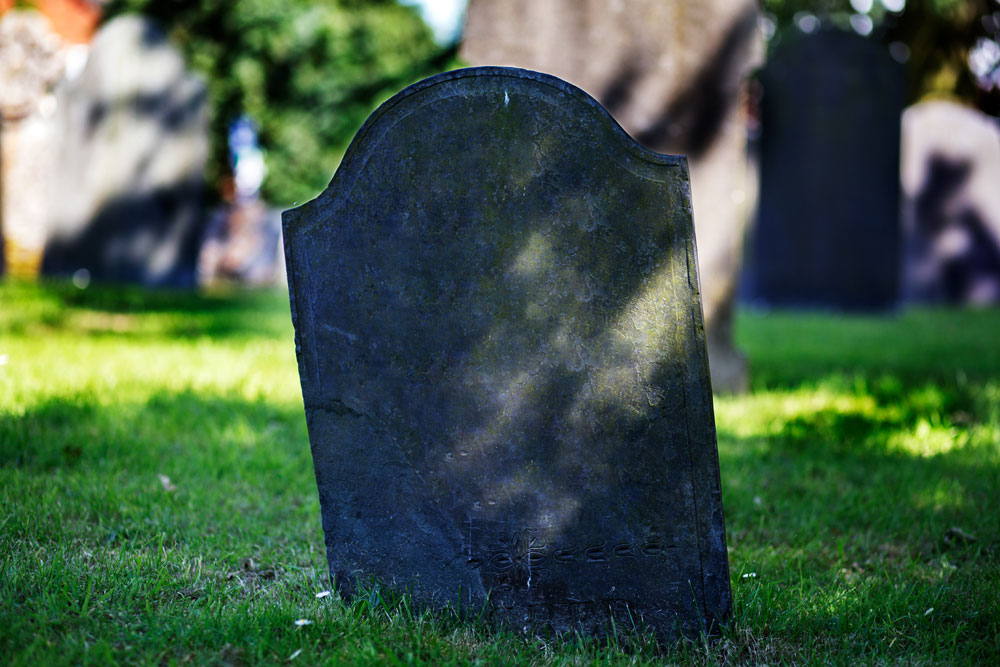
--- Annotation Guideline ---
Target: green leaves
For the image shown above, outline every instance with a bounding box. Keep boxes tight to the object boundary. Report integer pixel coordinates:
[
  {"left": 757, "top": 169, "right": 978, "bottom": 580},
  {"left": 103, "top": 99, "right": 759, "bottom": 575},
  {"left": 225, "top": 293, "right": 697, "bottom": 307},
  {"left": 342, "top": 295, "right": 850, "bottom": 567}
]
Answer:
[{"left": 761, "top": 0, "right": 1000, "bottom": 113}]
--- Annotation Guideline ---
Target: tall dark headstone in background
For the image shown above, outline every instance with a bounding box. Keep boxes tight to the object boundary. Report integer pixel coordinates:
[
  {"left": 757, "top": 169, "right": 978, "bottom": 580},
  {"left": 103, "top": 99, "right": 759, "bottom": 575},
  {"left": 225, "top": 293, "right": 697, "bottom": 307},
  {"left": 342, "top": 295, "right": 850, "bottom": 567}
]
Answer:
[
  {"left": 284, "top": 68, "right": 730, "bottom": 639},
  {"left": 41, "top": 16, "right": 208, "bottom": 287},
  {"left": 750, "top": 29, "right": 904, "bottom": 310},
  {"left": 462, "top": 0, "right": 762, "bottom": 393},
  {"left": 901, "top": 100, "right": 1000, "bottom": 304}
]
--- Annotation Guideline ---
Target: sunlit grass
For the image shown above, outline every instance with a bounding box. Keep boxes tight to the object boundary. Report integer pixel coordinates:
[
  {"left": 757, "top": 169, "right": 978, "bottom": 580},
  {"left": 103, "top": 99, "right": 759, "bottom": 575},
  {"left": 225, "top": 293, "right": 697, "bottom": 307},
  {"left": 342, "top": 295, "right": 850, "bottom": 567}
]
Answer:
[{"left": 2, "top": 281, "right": 999, "bottom": 664}]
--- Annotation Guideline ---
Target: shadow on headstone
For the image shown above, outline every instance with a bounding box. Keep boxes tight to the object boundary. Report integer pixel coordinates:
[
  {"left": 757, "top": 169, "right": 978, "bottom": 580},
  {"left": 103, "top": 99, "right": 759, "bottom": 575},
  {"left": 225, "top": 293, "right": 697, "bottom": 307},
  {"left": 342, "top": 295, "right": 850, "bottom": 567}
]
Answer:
[
  {"left": 901, "top": 101, "right": 1000, "bottom": 304},
  {"left": 461, "top": 0, "right": 762, "bottom": 393},
  {"left": 750, "top": 29, "right": 904, "bottom": 310},
  {"left": 283, "top": 68, "right": 730, "bottom": 641},
  {"left": 40, "top": 15, "right": 208, "bottom": 287}
]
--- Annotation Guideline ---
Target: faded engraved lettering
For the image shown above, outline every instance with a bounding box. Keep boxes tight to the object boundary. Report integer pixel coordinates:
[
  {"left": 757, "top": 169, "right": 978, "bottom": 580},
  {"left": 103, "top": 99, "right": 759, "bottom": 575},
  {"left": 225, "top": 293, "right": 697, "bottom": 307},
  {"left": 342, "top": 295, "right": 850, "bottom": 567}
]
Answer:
[{"left": 465, "top": 528, "right": 677, "bottom": 586}]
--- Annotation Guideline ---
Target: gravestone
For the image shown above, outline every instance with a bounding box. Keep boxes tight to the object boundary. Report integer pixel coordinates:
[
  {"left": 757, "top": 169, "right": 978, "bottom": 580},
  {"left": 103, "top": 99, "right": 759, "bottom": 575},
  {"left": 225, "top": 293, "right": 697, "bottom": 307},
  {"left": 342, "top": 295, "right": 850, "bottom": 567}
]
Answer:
[
  {"left": 40, "top": 15, "right": 208, "bottom": 287},
  {"left": 283, "top": 67, "right": 730, "bottom": 640},
  {"left": 901, "top": 100, "right": 1000, "bottom": 304},
  {"left": 0, "top": 10, "right": 65, "bottom": 278},
  {"left": 461, "top": 0, "right": 762, "bottom": 393},
  {"left": 751, "top": 29, "right": 904, "bottom": 310}
]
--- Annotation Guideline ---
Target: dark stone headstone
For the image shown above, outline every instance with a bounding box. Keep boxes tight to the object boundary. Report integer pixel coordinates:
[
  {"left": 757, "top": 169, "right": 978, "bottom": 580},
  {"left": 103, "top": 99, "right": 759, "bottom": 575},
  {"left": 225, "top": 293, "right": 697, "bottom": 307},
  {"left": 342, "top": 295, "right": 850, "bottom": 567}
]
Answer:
[
  {"left": 462, "top": 0, "right": 762, "bottom": 393},
  {"left": 901, "top": 100, "right": 1000, "bottom": 304},
  {"left": 283, "top": 68, "right": 730, "bottom": 640},
  {"left": 751, "top": 29, "right": 904, "bottom": 310},
  {"left": 40, "top": 16, "right": 208, "bottom": 287}
]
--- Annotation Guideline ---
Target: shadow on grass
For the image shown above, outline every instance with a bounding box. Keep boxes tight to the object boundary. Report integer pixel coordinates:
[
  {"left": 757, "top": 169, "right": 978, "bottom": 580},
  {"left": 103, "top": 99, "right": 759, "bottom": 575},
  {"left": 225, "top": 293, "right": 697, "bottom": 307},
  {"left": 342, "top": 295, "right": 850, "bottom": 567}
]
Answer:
[
  {"left": 5, "top": 378, "right": 995, "bottom": 560},
  {"left": 718, "top": 375, "right": 999, "bottom": 543},
  {"left": 0, "top": 279, "right": 292, "bottom": 340},
  {"left": 1, "top": 389, "right": 315, "bottom": 568},
  {"left": 736, "top": 307, "right": 1000, "bottom": 388},
  {"left": 721, "top": 423, "right": 998, "bottom": 543},
  {"left": 0, "top": 389, "right": 307, "bottom": 474},
  {"left": 713, "top": 375, "right": 1000, "bottom": 659},
  {"left": 6, "top": 384, "right": 996, "bottom": 659}
]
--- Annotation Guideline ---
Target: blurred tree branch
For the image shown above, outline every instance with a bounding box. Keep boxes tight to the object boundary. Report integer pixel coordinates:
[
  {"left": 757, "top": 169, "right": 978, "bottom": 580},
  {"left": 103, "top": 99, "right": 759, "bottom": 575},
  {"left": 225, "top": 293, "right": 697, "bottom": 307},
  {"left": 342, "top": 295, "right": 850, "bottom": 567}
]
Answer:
[{"left": 761, "top": 0, "right": 1000, "bottom": 114}]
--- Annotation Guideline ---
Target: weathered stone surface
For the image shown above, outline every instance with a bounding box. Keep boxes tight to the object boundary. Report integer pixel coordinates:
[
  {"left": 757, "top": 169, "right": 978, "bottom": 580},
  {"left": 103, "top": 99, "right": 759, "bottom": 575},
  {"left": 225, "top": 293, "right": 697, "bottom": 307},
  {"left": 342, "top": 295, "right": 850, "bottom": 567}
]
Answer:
[
  {"left": 461, "top": 0, "right": 762, "bottom": 393},
  {"left": 750, "top": 29, "right": 904, "bottom": 310},
  {"left": 901, "top": 100, "right": 1000, "bottom": 304},
  {"left": 40, "top": 15, "right": 208, "bottom": 287},
  {"left": 283, "top": 67, "right": 730, "bottom": 639}
]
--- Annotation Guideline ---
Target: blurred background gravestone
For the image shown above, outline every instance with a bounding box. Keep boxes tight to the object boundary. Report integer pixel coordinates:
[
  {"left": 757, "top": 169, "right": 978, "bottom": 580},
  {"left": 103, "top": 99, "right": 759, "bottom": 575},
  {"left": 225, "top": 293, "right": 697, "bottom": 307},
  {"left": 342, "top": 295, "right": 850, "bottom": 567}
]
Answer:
[
  {"left": 749, "top": 29, "right": 904, "bottom": 311},
  {"left": 461, "top": 0, "right": 762, "bottom": 393},
  {"left": 901, "top": 100, "right": 1000, "bottom": 304},
  {"left": 0, "top": 9, "right": 72, "bottom": 278},
  {"left": 41, "top": 14, "right": 208, "bottom": 287}
]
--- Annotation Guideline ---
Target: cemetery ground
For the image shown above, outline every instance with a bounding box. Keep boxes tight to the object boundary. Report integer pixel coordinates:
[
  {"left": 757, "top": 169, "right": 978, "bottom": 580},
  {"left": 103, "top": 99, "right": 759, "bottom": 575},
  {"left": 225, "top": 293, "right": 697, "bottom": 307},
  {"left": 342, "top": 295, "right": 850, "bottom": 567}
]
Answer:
[{"left": 1, "top": 281, "right": 998, "bottom": 665}]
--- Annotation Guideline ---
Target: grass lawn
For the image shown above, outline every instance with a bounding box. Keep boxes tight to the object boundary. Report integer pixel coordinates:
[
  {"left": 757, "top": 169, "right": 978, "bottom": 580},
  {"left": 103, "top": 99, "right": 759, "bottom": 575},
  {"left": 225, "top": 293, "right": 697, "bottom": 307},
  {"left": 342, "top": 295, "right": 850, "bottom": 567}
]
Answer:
[{"left": 2, "top": 280, "right": 998, "bottom": 664}]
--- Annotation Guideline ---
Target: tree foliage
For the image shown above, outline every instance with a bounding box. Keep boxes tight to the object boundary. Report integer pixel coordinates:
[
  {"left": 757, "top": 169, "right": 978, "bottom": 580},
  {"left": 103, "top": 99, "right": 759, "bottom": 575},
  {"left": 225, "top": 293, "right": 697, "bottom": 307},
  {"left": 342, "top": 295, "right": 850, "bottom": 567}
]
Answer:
[
  {"left": 761, "top": 0, "right": 1000, "bottom": 115},
  {"left": 102, "top": 0, "right": 451, "bottom": 206}
]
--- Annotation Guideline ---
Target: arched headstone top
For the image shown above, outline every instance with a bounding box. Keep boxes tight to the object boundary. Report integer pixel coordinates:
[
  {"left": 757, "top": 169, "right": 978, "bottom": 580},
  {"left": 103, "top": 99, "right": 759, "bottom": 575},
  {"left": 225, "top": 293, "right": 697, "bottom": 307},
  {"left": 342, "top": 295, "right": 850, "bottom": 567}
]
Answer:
[{"left": 286, "top": 66, "right": 687, "bottom": 231}]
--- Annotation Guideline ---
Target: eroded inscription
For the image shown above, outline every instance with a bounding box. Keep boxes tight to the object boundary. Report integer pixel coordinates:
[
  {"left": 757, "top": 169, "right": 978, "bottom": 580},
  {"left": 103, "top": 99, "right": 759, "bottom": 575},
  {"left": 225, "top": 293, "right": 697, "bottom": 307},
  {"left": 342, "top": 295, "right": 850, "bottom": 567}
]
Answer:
[{"left": 465, "top": 526, "right": 681, "bottom": 590}]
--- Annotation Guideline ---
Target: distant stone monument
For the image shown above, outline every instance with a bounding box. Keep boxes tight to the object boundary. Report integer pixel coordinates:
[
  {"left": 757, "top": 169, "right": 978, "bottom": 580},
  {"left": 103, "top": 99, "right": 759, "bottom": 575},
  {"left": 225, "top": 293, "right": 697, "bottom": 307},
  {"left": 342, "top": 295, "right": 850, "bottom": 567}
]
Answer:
[
  {"left": 0, "top": 10, "right": 66, "bottom": 278},
  {"left": 283, "top": 68, "right": 730, "bottom": 640},
  {"left": 751, "top": 29, "right": 904, "bottom": 310},
  {"left": 901, "top": 100, "right": 1000, "bottom": 304},
  {"left": 461, "top": 0, "right": 761, "bottom": 393},
  {"left": 198, "top": 116, "right": 284, "bottom": 287},
  {"left": 41, "top": 15, "right": 208, "bottom": 287}
]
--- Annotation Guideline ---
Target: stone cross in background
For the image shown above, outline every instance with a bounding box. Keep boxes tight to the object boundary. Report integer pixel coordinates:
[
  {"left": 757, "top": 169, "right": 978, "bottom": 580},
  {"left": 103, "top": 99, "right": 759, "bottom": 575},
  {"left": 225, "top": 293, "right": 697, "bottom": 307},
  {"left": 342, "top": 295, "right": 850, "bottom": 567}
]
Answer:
[
  {"left": 461, "top": 0, "right": 763, "bottom": 393},
  {"left": 283, "top": 67, "right": 730, "bottom": 640}
]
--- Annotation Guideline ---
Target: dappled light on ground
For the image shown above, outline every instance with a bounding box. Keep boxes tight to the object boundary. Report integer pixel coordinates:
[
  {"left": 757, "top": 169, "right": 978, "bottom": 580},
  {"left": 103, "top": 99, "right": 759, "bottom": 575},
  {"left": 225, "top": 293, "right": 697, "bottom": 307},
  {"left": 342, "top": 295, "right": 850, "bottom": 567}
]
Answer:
[
  {"left": 1, "top": 283, "right": 998, "bottom": 662},
  {"left": 716, "top": 379, "right": 999, "bottom": 459}
]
